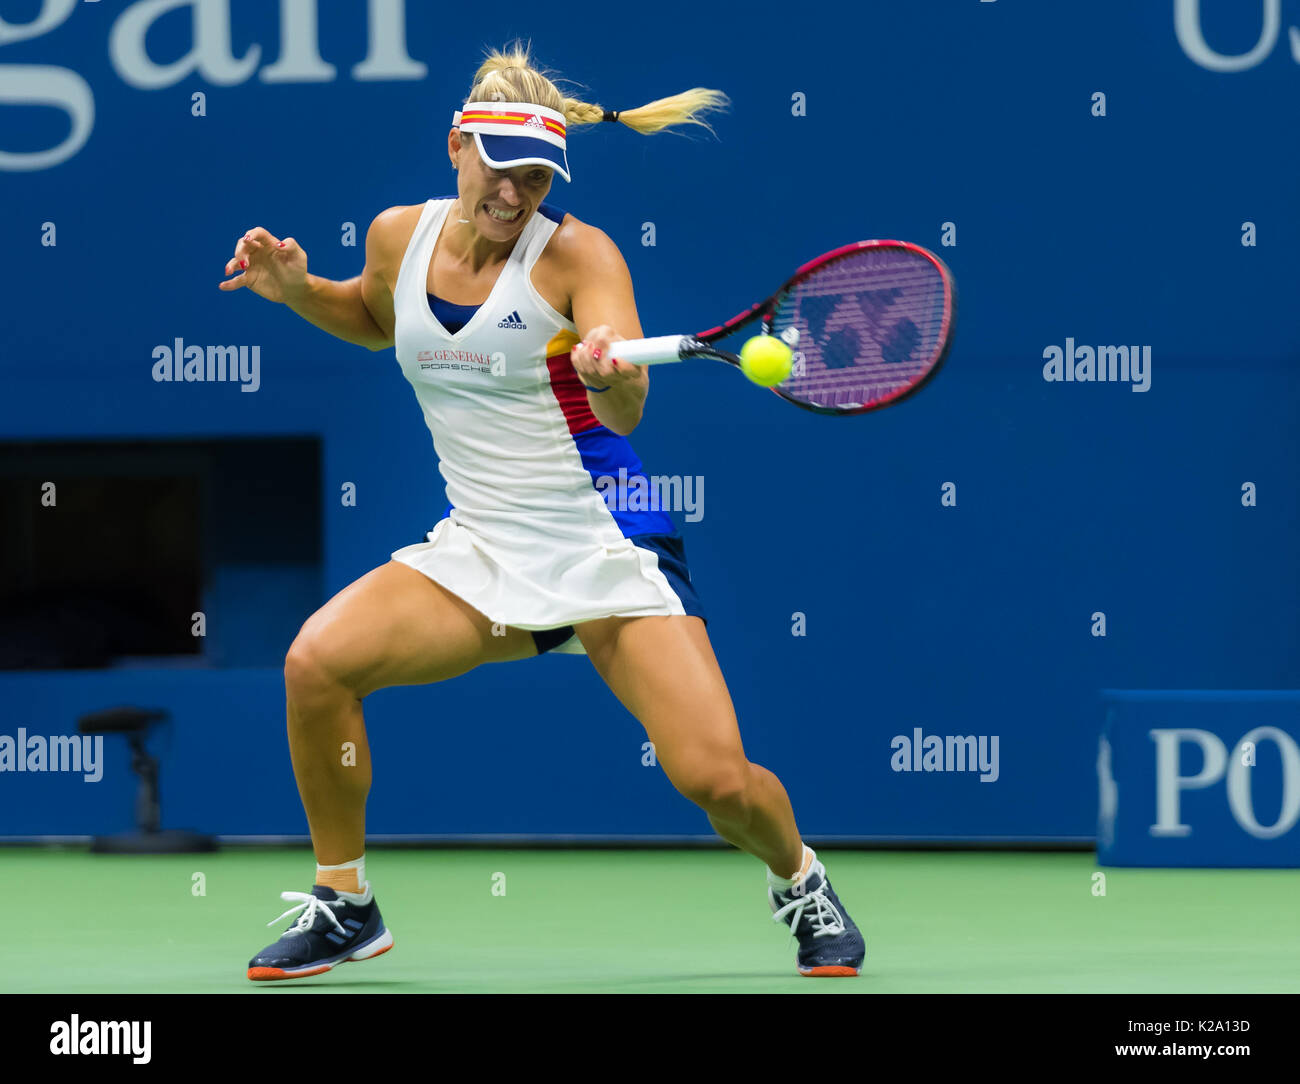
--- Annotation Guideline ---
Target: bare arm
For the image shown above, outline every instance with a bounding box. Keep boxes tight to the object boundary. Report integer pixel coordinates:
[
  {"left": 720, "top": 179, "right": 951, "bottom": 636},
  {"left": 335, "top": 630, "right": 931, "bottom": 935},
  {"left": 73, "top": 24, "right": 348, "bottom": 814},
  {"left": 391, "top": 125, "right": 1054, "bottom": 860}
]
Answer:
[
  {"left": 219, "top": 208, "right": 416, "bottom": 353},
  {"left": 565, "top": 225, "right": 650, "bottom": 436},
  {"left": 286, "top": 273, "right": 390, "bottom": 351}
]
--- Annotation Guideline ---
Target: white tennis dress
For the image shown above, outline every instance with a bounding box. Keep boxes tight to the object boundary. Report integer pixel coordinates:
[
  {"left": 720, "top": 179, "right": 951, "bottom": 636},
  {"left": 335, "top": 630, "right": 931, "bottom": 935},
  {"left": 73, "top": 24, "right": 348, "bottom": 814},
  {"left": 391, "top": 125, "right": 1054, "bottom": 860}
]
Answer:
[{"left": 389, "top": 197, "right": 702, "bottom": 655}]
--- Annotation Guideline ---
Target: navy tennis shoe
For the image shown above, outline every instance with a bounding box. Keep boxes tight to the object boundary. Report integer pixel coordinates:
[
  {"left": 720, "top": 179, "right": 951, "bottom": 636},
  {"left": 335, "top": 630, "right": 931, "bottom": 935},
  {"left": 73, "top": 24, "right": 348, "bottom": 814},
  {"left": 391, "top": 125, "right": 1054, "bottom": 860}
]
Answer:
[
  {"left": 769, "top": 858, "right": 865, "bottom": 977},
  {"left": 247, "top": 883, "right": 393, "bottom": 981}
]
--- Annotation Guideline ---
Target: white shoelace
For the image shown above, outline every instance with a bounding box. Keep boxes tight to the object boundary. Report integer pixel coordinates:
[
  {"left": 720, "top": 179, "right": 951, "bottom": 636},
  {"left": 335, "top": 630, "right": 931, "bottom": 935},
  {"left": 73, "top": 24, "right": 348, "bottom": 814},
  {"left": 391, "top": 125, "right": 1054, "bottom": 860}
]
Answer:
[
  {"left": 266, "top": 891, "right": 347, "bottom": 936},
  {"left": 772, "top": 880, "right": 847, "bottom": 939}
]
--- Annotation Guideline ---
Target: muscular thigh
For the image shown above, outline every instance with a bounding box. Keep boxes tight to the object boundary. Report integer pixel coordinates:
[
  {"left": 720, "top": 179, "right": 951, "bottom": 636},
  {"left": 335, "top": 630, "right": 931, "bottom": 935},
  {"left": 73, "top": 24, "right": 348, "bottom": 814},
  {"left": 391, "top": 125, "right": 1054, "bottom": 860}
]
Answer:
[
  {"left": 290, "top": 560, "right": 537, "bottom": 698},
  {"left": 576, "top": 615, "right": 747, "bottom": 782}
]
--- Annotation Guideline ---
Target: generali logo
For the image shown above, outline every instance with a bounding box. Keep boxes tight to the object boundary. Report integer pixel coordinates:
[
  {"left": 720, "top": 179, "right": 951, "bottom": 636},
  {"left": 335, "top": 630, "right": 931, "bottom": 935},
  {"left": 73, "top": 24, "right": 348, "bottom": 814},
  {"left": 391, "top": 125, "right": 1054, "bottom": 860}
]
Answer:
[{"left": 0, "top": 0, "right": 426, "bottom": 171}]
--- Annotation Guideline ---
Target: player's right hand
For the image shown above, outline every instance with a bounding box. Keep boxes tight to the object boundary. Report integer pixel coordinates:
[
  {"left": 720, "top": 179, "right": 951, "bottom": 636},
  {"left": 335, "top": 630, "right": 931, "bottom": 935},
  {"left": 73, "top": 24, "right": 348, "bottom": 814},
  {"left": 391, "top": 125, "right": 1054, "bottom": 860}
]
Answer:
[{"left": 219, "top": 227, "right": 308, "bottom": 303}]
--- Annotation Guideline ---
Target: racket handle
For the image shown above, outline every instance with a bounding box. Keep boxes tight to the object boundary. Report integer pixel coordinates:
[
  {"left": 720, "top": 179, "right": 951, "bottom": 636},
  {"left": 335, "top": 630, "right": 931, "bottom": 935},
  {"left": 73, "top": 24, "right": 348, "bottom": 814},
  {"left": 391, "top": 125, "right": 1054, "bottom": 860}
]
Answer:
[{"left": 609, "top": 335, "right": 686, "bottom": 366}]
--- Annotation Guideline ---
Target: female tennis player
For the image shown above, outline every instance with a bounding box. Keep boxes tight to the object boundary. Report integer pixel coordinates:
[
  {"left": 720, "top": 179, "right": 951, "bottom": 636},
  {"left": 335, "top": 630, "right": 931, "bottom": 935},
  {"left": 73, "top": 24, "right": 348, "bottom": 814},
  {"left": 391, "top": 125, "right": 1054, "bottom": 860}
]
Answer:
[{"left": 221, "top": 43, "right": 864, "bottom": 980}]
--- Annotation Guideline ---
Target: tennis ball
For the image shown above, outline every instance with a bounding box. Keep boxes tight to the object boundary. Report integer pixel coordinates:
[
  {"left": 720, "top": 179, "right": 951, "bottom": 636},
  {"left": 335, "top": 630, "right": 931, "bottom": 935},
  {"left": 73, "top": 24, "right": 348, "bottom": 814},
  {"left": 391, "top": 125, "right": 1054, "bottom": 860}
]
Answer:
[{"left": 738, "top": 335, "right": 794, "bottom": 387}]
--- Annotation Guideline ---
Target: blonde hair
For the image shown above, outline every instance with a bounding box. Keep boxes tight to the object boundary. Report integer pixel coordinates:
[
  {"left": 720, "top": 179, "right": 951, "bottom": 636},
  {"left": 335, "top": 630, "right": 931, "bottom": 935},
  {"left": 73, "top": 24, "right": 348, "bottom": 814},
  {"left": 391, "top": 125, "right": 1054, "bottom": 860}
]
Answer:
[{"left": 462, "top": 39, "right": 730, "bottom": 140}]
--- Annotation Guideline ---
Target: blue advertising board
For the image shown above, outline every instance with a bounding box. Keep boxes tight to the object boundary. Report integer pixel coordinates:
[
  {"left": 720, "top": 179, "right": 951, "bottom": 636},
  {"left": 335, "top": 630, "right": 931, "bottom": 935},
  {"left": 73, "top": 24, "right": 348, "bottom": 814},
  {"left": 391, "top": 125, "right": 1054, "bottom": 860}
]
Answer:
[
  {"left": 1, "top": 1, "right": 1296, "bottom": 841},
  {"left": 1098, "top": 691, "right": 1300, "bottom": 867}
]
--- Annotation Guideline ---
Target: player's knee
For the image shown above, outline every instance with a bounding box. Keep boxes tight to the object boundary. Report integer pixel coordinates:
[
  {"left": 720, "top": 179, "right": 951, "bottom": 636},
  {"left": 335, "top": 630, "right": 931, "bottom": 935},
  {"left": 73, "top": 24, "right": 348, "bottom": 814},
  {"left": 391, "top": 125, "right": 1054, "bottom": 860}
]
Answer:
[
  {"left": 674, "top": 761, "right": 753, "bottom": 819},
  {"left": 284, "top": 633, "right": 355, "bottom": 708}
]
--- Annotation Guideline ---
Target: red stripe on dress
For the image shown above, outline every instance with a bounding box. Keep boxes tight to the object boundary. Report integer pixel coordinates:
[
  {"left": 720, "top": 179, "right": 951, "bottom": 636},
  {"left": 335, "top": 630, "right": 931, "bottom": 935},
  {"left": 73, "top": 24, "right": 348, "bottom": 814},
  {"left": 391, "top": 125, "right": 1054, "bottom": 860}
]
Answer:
[{"left": 544, "top": 329, "right": 602, "bottom": 435}]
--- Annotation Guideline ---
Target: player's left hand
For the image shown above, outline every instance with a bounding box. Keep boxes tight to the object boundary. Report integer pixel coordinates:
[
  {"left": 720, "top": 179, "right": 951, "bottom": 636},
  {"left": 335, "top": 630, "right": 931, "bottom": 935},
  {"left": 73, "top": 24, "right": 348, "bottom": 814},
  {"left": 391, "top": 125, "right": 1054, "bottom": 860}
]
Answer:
[{"left": 571, "top": 325, "right": 646, "bottom": 392}]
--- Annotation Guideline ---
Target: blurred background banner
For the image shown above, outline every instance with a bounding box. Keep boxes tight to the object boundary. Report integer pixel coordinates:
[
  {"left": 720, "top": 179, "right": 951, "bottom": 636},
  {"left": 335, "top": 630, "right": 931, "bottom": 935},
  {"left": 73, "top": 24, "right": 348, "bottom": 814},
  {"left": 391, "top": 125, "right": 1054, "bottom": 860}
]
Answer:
[
  {"left": 1098, "top": 690, "right": 1300, "bottom": 867},
  {"left": 1, "top": 1, "right": 1296, "bottom": 845}
]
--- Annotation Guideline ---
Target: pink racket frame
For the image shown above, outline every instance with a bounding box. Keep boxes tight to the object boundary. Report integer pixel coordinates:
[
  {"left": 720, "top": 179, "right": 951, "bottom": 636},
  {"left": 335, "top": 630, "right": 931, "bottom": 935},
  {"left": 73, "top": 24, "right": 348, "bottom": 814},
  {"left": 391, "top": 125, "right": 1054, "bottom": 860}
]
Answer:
[{"left": 697, "top": 239, "right": 958, "bottom": 416}]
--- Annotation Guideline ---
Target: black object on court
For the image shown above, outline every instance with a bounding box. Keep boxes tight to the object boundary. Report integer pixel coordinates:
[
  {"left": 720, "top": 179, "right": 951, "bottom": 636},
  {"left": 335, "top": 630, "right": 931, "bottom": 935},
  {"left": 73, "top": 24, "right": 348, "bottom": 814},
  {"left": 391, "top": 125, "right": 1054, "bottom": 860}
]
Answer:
[{"left": 78, "top": 706, "right": 218, "bottom": 854}]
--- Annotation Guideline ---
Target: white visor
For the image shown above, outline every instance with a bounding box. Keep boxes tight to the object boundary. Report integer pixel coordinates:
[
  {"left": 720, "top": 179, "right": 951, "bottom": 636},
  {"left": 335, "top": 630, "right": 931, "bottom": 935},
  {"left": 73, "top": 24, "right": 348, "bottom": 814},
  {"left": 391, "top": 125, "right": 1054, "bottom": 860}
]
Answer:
[{"left": 452, "top": 100, "right": 571, "bottom": 182}]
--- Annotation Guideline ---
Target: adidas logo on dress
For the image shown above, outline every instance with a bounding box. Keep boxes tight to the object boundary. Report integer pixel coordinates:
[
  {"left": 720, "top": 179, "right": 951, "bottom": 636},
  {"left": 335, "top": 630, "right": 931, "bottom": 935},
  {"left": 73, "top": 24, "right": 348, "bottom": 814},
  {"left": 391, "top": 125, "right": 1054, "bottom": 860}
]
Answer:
[{"left": 497, "top": 310, "right": 528, "bottom": 329}]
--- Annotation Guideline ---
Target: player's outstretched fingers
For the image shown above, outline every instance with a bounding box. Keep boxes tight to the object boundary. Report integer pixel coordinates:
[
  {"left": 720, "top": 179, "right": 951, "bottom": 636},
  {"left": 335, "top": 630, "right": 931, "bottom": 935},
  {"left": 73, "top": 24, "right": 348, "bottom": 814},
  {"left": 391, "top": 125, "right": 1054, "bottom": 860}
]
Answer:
[
  {"left": 222, "top": 230, "right": 262, "bottom": 288},
  {"left": 219, "top": 251, "right": 252, "bottom": 288},
  {"left": 238, "top": 228, "right": 275, "bottom": 261},
  {"left": 227, "top": 232, "right": 264, "bottom": 271}
]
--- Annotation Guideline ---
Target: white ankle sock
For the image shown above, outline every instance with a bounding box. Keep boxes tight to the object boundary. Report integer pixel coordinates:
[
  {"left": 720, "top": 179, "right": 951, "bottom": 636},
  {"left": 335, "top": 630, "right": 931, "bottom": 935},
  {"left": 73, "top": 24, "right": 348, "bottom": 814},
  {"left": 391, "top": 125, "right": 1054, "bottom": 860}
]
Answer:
[{"left": 767, "top": 844, "right": 815, "bottom": 889}]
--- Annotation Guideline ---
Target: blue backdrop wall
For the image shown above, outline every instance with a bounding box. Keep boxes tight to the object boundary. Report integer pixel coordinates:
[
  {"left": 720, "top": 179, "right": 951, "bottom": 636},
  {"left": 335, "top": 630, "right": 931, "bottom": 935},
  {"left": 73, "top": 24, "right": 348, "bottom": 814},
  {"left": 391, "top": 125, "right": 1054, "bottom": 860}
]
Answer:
[{"left": 1, "top": 0, "right": 1296, "bottom": 841}]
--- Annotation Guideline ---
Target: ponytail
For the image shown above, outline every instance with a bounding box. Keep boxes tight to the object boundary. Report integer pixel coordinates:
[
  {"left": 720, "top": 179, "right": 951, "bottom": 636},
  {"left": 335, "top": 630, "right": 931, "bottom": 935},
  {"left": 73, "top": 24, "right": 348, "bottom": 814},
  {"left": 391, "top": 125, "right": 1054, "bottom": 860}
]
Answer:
[{"left": 465, "top": 39, "right": 730, "bottom": 140}]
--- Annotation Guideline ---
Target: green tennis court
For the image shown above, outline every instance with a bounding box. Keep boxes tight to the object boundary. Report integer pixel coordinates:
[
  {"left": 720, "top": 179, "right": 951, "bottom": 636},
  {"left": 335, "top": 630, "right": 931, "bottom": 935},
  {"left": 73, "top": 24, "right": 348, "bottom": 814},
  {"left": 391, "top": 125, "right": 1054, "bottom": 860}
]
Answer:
[{"left": 6, "top": 847, "right": 1297, "bottom": 994}]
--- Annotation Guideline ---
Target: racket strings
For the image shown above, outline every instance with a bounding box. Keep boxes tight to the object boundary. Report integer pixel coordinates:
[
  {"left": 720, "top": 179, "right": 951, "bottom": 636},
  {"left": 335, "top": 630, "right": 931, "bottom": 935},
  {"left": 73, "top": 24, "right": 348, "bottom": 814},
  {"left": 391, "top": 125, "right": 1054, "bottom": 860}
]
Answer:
[{"left": 773, "top": 248, "right": 950, "bottom": 411}]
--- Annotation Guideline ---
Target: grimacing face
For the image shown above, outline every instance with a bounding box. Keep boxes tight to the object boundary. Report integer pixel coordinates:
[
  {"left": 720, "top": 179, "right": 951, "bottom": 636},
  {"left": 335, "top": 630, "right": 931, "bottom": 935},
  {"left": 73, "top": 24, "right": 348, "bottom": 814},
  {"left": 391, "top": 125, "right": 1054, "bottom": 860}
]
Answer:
[{"left": 450, "top": 130, "right": 554, "bottom": 239}]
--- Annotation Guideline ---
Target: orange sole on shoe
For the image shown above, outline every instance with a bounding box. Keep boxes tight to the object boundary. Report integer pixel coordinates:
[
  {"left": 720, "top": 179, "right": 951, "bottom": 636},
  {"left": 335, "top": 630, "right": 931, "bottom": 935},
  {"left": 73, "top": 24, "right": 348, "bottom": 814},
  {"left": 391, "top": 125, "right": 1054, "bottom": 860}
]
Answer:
[
  {"left": 247, "top": 941, "right": 393, "bottom": 981},
  {"left": 799, "top": 964, "right": 860, "bottom": 977}
]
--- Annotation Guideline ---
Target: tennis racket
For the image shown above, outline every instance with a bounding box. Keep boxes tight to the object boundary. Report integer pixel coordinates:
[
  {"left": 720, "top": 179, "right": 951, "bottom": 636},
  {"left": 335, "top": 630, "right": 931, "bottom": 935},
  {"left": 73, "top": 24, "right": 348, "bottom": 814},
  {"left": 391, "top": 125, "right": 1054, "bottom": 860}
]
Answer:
[{"left": 610, "top": 240, "right": 957, "bottom": 415}]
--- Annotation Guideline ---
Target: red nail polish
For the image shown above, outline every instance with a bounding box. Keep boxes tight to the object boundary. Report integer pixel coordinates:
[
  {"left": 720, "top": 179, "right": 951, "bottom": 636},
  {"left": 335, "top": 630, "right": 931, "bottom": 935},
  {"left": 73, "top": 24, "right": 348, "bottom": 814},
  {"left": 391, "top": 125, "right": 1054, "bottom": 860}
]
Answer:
[
  {"left": 278, "top": 241, "right": 285, "bottom": 248},
  {"left": 593, "top": 348, "right": 602, "bottom": 360},
  {"left": 239, "top": 259, "right": 247, "bottom": 268}
]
